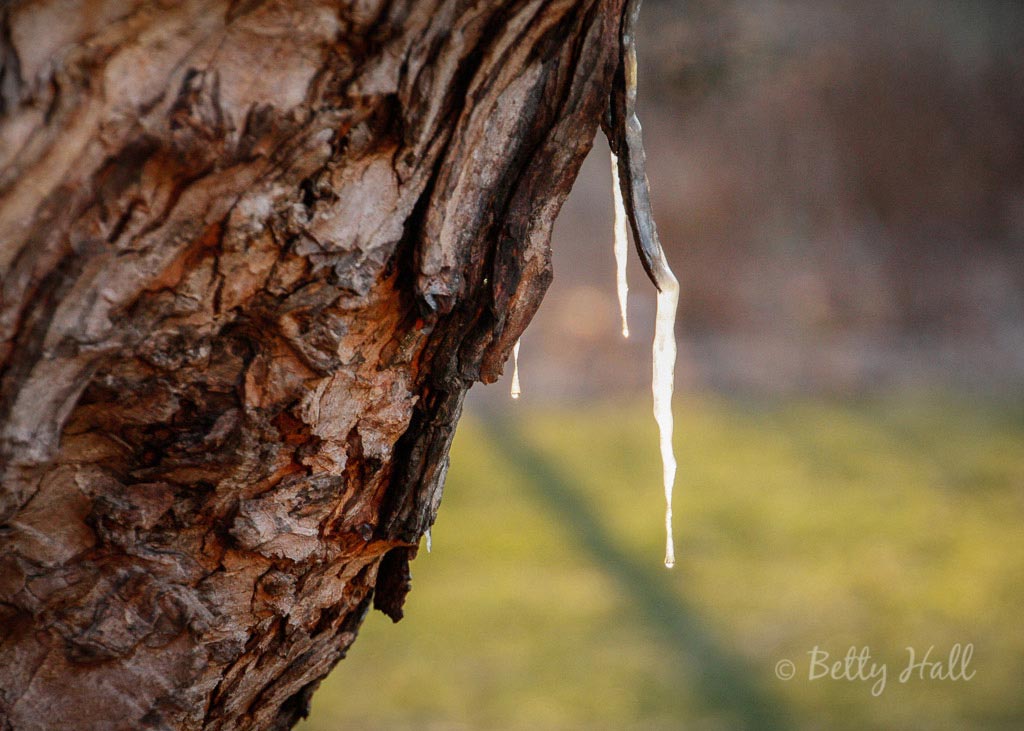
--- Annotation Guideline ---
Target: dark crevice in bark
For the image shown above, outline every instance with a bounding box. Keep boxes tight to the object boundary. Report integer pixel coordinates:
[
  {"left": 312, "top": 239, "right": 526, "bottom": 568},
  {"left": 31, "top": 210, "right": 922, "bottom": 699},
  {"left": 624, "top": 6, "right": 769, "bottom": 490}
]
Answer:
[
  {"left": 0, "top": 8, "right": 24, "bottom": 118},
  {"left": 372, "top": 546, "right": 414, "bottom": 622}
]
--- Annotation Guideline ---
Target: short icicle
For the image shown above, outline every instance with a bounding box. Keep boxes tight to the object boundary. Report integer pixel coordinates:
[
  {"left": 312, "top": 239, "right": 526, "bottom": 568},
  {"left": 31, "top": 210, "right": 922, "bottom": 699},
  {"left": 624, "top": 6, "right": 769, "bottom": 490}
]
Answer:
[
  {"left": 653, "top": 274, "right": 679, "bottom": 568},
  {"left": 510, "top": 339, "right": 522, "bottom": 399},
  {"left": 610, "top": 150, "right": 630, "bottom": 338},
  {"left": 425, "top": 528, "right": 432, "bottom": 553}
]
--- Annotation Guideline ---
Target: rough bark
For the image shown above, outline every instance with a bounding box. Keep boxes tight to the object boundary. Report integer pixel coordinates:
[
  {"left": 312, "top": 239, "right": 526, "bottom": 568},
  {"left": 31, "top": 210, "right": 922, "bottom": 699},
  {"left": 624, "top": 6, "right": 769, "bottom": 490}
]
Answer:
[{"left": 0, "top": 1, "right": 621, "bottom": 729}]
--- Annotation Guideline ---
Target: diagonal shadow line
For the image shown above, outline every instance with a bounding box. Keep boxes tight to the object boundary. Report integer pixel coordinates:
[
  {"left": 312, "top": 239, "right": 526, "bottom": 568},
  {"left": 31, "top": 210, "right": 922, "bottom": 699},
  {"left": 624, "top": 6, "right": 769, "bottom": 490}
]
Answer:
[{"left": 477, "top": 412, "right": 791, "bottom": 731}]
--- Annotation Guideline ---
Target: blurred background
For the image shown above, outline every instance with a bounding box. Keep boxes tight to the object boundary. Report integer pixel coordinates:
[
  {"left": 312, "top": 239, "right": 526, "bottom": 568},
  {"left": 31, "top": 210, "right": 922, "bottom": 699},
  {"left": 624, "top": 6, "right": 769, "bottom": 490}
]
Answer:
[{"left": 301, "top": 1, "right": 1024, "bottom": 729}]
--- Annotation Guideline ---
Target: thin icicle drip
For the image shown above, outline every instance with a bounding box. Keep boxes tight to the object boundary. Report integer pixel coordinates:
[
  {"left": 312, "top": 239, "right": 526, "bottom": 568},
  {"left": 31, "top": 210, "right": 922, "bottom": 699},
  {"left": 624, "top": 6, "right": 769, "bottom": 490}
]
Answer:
[
  {"left": 510, "top": 339, "right": 522, "bottom": 399},
  {"left": 653, "top": 274, "right": 679, "bottom": 568},
  {"left": 610, "top": 151, "right": 630, "bottom": 338},
  {"left": 425, "top": 528, "right": 432, "bottom": 553}
]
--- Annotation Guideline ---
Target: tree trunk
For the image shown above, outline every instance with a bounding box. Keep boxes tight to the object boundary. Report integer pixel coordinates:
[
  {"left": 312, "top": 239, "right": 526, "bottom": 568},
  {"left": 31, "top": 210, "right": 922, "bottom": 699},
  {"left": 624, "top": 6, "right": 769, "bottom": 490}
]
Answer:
[{"left": 0, "top": 1, "right": 620, "bottom": 728}]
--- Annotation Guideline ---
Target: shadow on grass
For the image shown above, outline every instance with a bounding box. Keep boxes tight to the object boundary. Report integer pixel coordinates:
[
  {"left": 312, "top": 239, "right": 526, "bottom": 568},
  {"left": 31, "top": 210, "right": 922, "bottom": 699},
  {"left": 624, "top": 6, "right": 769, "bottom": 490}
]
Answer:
[{"left": 479, "top": 413, "right": 790, "bottom": 731}]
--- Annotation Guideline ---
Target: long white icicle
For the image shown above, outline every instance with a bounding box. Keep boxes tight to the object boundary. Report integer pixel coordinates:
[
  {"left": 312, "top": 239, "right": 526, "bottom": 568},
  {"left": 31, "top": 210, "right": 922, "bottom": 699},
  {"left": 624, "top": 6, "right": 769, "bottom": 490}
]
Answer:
[
  {"left": 610, "top": 151, "right": 630, "bottom": 338},
  {"left": 653, "top": 275, "right": 679, "bottom": 568},
  {"left": 510, "top": 339, "right": 522, "bottom": 399},
  {"left": 607, "top": 0, "right": 679, "bottom": 568}
]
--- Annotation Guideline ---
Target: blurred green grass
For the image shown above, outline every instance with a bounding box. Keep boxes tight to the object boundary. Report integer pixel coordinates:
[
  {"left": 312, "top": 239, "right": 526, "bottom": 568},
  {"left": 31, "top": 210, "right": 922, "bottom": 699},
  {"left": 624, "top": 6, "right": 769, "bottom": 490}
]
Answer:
[{"left": 299, "top": 394, "right": 1024, "bottom": 731}]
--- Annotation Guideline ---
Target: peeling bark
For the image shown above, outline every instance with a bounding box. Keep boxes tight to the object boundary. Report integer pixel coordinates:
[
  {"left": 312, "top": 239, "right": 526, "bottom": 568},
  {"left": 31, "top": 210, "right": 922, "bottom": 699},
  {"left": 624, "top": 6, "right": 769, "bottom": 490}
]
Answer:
[{"left": 0, "top": 1, "right": 622, "bottom": 729}]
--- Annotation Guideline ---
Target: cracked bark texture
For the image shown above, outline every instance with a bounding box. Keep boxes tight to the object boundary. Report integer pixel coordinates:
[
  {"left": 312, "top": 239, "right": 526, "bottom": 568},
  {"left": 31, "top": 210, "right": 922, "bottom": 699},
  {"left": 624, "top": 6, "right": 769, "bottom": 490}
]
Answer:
[{"left": 0, "top": 1, "right": 622, "bottom": 729}]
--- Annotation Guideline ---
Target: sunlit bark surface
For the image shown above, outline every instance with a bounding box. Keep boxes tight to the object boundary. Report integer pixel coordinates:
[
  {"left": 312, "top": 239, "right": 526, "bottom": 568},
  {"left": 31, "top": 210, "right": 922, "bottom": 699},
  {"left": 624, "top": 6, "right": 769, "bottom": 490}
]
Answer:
[{"left": 0, "top": 1, "right": 620, "bottom": 728}]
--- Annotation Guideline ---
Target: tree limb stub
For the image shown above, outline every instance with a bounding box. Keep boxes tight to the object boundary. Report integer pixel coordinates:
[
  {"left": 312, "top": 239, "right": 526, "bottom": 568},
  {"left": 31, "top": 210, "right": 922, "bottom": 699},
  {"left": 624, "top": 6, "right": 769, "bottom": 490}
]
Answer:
[
  {"left": 603, "top": 0, "right": 676, "bottom": 294},
  {"left": 0, "top": 2, "right": 623, "bottom": 729}
]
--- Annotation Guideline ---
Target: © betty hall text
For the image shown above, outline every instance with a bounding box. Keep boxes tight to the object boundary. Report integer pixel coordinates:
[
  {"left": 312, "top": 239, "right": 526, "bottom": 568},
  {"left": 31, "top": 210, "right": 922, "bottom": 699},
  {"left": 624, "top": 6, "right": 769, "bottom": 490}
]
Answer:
[{"left": 774, "top": 643, "right": 976, "bottom": 696}]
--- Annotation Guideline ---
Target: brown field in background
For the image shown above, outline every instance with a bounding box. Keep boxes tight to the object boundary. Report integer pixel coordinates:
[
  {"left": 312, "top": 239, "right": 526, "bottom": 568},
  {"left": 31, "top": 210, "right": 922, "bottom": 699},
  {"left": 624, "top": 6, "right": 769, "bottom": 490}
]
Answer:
[{"left": 513, "top": 0, "right": 1024, "bottom": 399}]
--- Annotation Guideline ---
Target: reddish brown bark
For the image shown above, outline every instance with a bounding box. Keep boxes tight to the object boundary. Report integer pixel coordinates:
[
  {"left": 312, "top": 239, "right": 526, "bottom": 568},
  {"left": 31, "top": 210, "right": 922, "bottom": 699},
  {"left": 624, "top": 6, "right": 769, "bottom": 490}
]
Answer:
[{"left": 0, "top": 1, "right": 621, "bottom": 729}]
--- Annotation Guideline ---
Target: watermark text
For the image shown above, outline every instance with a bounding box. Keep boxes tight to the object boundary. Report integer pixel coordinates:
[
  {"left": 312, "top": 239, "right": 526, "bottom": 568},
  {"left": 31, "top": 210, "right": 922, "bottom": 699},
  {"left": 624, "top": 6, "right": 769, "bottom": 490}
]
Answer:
[{"left": 774, "top": 644, "right": 975, "bottom": 696}]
